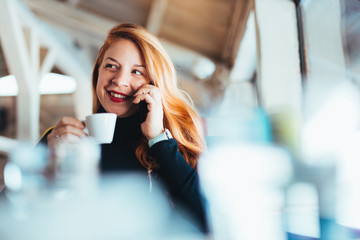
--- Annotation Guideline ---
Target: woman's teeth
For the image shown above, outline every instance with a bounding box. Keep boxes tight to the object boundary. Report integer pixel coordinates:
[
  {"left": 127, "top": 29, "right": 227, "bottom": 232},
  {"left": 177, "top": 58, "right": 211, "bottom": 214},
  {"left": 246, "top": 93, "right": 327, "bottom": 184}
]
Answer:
[{"left": 111, "top": 92, "right": 127, "bottom": 99}]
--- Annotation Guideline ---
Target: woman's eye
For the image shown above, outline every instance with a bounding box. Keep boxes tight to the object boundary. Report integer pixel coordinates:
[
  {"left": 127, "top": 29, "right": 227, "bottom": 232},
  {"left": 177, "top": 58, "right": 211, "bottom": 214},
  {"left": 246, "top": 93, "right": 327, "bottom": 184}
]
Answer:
[
  {"left": 133, "top": 70, "right": 143, "bottom": 75},
  {"left": 105, "top": 64, "right": 117, "bottom": 70}
]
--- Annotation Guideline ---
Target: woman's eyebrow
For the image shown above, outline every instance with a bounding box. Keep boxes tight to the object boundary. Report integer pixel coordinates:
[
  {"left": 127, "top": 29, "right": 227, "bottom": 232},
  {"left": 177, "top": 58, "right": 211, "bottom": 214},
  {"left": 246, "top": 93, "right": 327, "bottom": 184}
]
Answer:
[
  {"left": 105, "top": 57, "right": 119, "bottom": 64},
  {"left": 105, "top": 57, "right": 145, "bottom": 68},
  {"left": 134, "top": 64, "right": 146, "bottom": 68}
]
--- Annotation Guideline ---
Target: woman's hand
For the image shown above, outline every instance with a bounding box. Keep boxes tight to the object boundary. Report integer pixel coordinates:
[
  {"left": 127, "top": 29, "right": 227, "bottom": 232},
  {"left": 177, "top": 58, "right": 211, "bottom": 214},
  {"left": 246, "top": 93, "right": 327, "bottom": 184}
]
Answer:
[
  {"left": 133, "top": 84, "right": 164, "bottom": 140},
  {"left": 47, "top": 117, "right": 87, "bottom": 149}
]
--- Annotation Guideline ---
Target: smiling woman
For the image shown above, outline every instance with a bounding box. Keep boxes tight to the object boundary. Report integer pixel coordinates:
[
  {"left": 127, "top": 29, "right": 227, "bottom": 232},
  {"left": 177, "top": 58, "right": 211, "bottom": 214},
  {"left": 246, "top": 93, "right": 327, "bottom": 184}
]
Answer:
[
  {"left": 38, "top": 23, "right": 208, "bottom": 233},
  {"left": 96, "top": 39, "right": 151, "bottom": 118}
]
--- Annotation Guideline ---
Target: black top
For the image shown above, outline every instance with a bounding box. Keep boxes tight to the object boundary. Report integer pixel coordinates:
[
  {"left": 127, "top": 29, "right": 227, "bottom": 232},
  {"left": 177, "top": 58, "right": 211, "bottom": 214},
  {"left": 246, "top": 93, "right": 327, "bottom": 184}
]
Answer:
[{"left": 38, "top": 111, "right": 208, "bottom": 233}]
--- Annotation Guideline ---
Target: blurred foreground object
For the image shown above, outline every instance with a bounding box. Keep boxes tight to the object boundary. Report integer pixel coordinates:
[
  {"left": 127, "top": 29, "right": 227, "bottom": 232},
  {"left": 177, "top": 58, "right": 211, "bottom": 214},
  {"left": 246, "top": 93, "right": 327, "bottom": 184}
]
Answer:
[
  {"left": 199, "top": 107, "right": 293, "bottom": 239},
  {"left": 199, "top": 141, "right": 293, "bottom": 239},
  {"left": 0, "top": 139, "right": 206, "bottom": 239}
]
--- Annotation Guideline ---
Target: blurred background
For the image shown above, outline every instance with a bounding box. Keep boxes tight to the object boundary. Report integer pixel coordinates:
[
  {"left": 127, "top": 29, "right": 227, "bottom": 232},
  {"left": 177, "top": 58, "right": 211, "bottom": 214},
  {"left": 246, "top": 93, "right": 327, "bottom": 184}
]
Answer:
[
  {"left": 0, "top": 0, "right": 258, "bottom": 142},
  {"left": 1, "top": 0, "right": 360, "bottom": 239}
]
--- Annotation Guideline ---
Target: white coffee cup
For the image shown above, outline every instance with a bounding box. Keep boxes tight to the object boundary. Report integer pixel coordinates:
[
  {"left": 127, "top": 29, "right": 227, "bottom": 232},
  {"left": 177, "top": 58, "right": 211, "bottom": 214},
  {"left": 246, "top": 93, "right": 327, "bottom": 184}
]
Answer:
[{"left": 85, "top": 113, "right": 117, "bottom": 144}]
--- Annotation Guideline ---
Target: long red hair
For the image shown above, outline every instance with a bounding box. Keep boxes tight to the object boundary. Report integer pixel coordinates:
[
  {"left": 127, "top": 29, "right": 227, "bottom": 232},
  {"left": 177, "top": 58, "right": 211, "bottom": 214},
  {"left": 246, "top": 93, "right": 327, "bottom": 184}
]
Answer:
[{"left": 92, "top": 23, "right": 206, "bottom": 169}]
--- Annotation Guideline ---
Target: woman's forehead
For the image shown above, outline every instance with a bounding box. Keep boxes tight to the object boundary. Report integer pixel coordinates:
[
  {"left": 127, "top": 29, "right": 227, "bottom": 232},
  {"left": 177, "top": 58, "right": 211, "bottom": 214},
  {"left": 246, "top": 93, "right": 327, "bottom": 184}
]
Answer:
[{"left": 103, "top": 39, "right": 145, "bottom": 64}]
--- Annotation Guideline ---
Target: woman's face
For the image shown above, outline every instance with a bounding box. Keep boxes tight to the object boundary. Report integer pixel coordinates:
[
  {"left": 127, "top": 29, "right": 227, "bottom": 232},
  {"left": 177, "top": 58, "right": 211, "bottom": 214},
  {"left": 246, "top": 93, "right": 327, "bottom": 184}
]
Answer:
[{"left": 96, "top": 38, "right": 151, "bottom": 117}]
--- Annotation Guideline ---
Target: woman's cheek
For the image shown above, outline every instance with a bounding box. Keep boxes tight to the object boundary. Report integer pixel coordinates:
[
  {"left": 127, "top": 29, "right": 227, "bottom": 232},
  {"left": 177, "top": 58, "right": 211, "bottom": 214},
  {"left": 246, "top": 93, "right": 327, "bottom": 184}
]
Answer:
[
  {"left": 95, "top": 81, "right": 102, "bottom": 97},
  {"left": 96, "top": 80, "right": 107, "bottom": 102},
  {"left": 131, "top": 81, "right": 143, "bottom": 91},
  {"left": 132, "top": 77, "right": 151, "bottom": 89}
]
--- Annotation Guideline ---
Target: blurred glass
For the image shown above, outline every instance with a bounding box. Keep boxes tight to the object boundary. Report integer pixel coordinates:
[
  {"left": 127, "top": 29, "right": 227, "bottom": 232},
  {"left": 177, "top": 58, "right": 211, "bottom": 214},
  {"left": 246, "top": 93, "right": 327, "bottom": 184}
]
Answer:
[
  {"left": 49, "top": 138, "right": 101, "bottom": 199},
  {"left": 3, "top": 143, "right": 48, "bottom": 219}
]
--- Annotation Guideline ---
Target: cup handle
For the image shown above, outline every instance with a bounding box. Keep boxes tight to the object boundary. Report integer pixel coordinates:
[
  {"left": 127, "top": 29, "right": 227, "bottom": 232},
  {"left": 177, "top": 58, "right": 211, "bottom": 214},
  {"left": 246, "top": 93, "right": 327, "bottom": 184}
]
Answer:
[{"left": 82, "top": 120, "right": 89, "bottom": 135}]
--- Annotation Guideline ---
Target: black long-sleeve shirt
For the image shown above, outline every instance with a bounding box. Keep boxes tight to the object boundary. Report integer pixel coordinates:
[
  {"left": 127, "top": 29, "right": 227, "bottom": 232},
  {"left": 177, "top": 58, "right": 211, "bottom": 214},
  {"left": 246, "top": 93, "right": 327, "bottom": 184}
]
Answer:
[{"left": 39, "top": 112, "right": 208, "bottom": 233}]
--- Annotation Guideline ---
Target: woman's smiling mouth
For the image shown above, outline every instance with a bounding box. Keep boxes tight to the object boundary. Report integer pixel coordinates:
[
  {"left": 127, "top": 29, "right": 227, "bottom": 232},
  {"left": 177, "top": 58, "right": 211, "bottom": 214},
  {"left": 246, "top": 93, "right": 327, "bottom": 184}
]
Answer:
[{"left": 108, "top": 91, "right": 130, "bottom": 102}]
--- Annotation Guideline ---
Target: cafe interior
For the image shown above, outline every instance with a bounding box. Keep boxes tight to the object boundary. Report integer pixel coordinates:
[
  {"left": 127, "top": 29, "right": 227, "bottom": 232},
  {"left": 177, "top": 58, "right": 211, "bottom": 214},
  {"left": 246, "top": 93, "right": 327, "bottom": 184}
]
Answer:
[{"left": 1, "top": 0, "right": 360, "bottom": 239}]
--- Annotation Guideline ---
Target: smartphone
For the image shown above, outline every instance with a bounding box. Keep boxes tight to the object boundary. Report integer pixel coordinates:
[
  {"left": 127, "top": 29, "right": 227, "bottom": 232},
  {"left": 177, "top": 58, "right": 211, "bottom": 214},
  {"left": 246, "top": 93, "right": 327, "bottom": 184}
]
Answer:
[{"left": 139, "top": 100, "right": 148, "bottom": 123}]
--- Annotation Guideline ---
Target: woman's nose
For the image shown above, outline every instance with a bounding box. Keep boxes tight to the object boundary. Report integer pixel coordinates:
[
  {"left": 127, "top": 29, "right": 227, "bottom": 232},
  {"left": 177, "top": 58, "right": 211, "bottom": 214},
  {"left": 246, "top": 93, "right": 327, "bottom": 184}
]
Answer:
[{"left": 112, "top": 71, "right": 129, "bottom": 87}]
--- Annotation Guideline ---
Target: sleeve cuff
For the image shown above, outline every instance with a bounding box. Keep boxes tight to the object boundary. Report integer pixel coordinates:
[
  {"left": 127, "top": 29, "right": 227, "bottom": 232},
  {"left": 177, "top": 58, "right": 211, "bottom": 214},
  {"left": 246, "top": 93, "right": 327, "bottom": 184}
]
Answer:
[{"left": 148, "top": 128, "right": 173, "bottom": 148}]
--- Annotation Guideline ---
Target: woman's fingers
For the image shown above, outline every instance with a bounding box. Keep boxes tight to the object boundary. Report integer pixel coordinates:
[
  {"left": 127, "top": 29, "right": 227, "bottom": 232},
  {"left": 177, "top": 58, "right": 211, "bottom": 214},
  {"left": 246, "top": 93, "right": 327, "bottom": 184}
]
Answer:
[
  {"left": 56, "top": 116, "right": 85, "bottom": 129},
  {"left": 48, "top": 117, "right": 87, "bottom": 147},
  {"left": 133, "top": 85, "right": 164, "bottom": 140},
  {"left": 53, "top": 118, "right": 86, "bottom": 138},
  {"left": 133, "top": 85, "right": 161, "bottom": 104},
  {"left": 54, "top": 125, "right": 87, "bottom": 138}
]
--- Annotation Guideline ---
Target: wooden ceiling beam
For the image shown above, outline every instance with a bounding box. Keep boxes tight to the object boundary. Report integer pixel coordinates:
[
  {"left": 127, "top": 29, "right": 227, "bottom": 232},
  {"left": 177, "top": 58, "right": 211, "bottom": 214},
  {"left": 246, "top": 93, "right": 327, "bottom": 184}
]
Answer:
[
  {"left": 222, "top": 0, "right": 253, "bottom": 69},
  {"left": 26, "top": 0, "right": 117, "bottom": 47},
  {"left": 146, "top": 0, "right": 168, "bottom": 35}
]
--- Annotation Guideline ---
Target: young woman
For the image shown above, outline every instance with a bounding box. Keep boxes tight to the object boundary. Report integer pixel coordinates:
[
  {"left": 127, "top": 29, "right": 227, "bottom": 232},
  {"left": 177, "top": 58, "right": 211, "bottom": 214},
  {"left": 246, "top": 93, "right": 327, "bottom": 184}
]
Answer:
[{"left": 39, "top": 23, "right": 208, "bottom": 232}]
